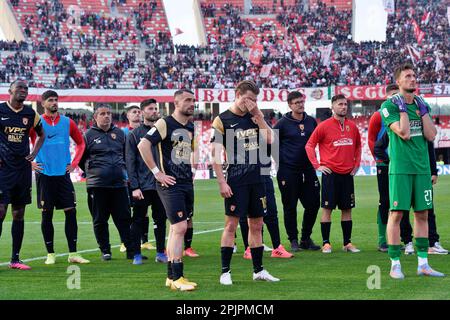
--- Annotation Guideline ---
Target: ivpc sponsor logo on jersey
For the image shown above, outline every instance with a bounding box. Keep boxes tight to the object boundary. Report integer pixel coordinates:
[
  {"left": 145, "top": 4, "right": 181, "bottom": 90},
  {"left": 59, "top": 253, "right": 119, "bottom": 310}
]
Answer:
[{"left": 210, "top": 127, "right": 280, "bottom": 176}]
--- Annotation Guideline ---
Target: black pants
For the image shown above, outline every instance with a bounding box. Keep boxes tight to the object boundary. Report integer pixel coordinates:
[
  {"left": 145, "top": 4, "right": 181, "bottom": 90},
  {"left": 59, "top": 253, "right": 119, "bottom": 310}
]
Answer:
[
  {"left": 130, "top": 190, "right": 166, "bottom": 254},
  {"left": 376, "top": 166, "right": 389, "bottom": 224},
  {"left": 87, "top": 187, "right": 132, "bottom": 255},
  {"left": 239, "top": 176, "right": 281, "bottom": 249},
  {"left": 277, "top": 167, "right": 320, "bottom": 242},
  {"left": 400, "top": 207, "right": 440, "bottom": 246}
]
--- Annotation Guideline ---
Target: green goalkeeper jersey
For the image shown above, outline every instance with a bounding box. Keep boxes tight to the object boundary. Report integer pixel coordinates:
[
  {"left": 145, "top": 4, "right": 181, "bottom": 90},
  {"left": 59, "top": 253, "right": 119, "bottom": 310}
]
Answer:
[{"left": 380, "top": 97, "right": 431, "bottom": 175}]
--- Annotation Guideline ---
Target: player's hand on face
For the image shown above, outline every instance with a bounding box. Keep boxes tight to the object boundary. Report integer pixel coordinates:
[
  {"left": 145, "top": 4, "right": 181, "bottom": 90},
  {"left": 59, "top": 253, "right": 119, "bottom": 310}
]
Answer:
[
  {"left": 245, "top": 99, "right": 262, "bottom": 118},
  {"left": 155, "top": 171, "right": 176, "bottom": 187},
  {"left": 66, "top": 164, "right": 76, "bottom": 173},
  {"left": 391, "top": 94, "right": 407, "bottom": 113},
  {"left": 317, "top": 166, "right": 332, "bottom": 175},
  {"left": 31, "top": 161, "right": 43, "bottom": 172},
  {"left": 132, "top": 189, "right": 145, "bottom": 200},
  {"left": 350, "top": 167, "right": 359, "bottom": 176},
  {"left": 219, "top": 181, "right": 233, "bottom": 198}
]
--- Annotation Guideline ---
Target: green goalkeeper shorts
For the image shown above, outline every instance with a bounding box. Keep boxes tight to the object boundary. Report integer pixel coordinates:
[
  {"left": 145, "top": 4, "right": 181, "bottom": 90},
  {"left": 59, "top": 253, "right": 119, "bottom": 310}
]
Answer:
[{"left": 389, "top": 174, "right": 433, "bottom": 212}]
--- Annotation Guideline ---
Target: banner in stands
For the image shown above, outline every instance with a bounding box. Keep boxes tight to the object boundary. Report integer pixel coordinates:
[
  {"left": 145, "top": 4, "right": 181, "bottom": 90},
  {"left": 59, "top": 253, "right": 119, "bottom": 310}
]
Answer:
[
  {"left": 196, "top": 87, "right": 329, "bottom": 103},
  {"left": 335, "top": 84, "right": 447, "bottom": 100},
  {"left": 433, "top": 83, "right": 450, "bottom": 96},
  {"left": 0, "top": 85, "right": 446, "bottom": 103}
]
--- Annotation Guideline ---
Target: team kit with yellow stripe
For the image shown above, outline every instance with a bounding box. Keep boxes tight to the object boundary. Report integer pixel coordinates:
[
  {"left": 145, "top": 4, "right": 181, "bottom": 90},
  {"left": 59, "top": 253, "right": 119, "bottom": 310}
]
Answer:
[
  {"left": 0, "top": 78, "right": 446, "bottom": 285},
  {"left": 0, "top": 102, "right": 42, "bottom": 205},
  {"left": 145, "top": 115, "right": 195, "bottom": 224}
]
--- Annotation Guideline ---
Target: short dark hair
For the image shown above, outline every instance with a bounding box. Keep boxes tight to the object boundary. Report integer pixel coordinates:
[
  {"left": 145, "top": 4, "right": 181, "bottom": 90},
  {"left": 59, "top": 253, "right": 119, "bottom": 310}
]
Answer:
[
  {"left": 10, "top": 79, "right": 28, "bottom": 89},
  {"left": 41, "top": 90, "right": 58, "bottom": 102},
  {"left": 331, "top": 94, "right": 346, "bottom": 103},
  {"left": 287, "top": 91, "right": 304, "bottom": 104},
  {"left": 94, "top": 104, "right": 112, "bottom": 113},
  {"left": 174, "top": 89, "right": 194, "bottom": 98},
  {"left": 394, "top": 63, "right": 414, "bottom": 80},
  {"left": 126, "top": 105, "right": 140, "bottom": 113},
  {"left": 386, "top": 84, "right": 399, "bottom": 94},
  {"left": 140, "top": 99, "right": 157, "bottom": 109},
  {"left": 235, "top": 80, "right": 260, "bottom": 96}
]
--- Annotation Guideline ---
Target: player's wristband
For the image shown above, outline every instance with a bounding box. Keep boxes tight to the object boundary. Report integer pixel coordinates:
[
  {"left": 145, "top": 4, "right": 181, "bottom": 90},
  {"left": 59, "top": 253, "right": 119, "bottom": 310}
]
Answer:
[{"left": 151, "top": 167, "right": 160, "bottom": 175}]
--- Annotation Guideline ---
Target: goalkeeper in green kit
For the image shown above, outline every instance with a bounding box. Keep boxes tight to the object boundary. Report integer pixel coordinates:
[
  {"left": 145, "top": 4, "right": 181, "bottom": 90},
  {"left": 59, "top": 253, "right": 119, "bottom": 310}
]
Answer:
[{"left": 380, "top": 63, "right": 445, "bottom": 280}]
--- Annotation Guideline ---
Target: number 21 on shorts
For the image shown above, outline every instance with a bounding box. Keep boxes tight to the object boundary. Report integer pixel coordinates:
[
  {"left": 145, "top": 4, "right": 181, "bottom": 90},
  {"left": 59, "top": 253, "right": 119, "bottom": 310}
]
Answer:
[{"left": 424, "top": 190, "right": 432, "bottom": 206}]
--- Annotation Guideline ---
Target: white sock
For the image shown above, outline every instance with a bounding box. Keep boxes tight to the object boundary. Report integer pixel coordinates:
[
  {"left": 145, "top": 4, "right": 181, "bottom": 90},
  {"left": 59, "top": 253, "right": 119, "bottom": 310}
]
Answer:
[
  {"left": 391, "top": 259, "right": 401, "bottom": 268},
  {"left": 418, "top": 257, "right": 428, "bottom": 266}
]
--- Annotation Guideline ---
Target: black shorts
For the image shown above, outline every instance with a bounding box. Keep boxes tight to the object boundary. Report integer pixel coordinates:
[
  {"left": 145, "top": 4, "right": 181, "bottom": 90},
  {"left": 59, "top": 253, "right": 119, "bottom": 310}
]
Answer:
[
  {"left": 157, "top": 183, "right": 193, "bottom": 225},
  {"left": 225, "top": 183, "right": 267, "bottom": 218},
  {"left": 0, "top": 165, "right": 32, "bottom": 206},
  {"left": 321, "top": 172, "right": 355, "bottom": 210},
  {"left": 36, "top": 173, "right": 76, "bottom": 210}
]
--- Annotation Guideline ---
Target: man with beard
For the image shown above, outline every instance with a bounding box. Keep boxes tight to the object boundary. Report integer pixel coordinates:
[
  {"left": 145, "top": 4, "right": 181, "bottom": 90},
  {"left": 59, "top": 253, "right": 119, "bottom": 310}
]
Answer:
[
  {"left": 274, "top": 91, "right": 321, "bottom": 252},
  {"left": 126, "top": 99, "right": 168, "bottom": 264},
  {"left": 30, "top": 90, "right": 89, "bottom": 265},
  {"left": 305, "top": 94, "right": 362, "bottom": 254},
  {"left": 380, "top": 63, "right": 444, "bottom": 279},
  {"left": 0, "top": 80, "right": 45, "bottom": 270},
  {"left": 138, "top": 89, "right": 198, "bottom": 291}
]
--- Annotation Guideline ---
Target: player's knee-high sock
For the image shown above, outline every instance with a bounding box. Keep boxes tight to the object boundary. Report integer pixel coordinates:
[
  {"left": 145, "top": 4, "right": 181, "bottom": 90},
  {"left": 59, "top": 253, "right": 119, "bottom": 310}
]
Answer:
[
  {"left": 221, "top": 246, "right": 234, "bottom": 273},
  {"left": 388, "top": 245, "right": 401, "bottom": 266},
  {"left": 41, "top": 210, "right": 54, "bottom": 254},
  {"left": 64, "top": 208, "right": 78, "bottom": 253},
  {"left": 167, "top": 261, "right": 173, "bottom": 280},
  {"left": 0, "top": 215, "right": 5, "bottom": 238},
  {"left": 264, "top": 217, "right": 281, "bottom": 249},
  {"left": 250, "top": 246, "right": 264, "bottom": 273},
  {"left": 415, "top": 238, "right": 429, "bottom": 266},
  {"left": 341, "top": 220, "right": 352, "bottom": 246},
  {"left": 171, "top": 260, "right": 184, "bottom": 281},
  {"left": 142, "top": 216, "right": 150, "bottom": 243},
  {"left": 184, "top": 227, "right": 193, "bottom": 249},
  {"left": 377, "top": 210, "right": 387, "bottom": 246},
  {"left": 239, "top": 219, "right": 249, "bottom": 249},
  {"left": 154, "top": 219, "right": 166, "bottom": 253},
  {"left": 11, "top": 219, "right": 25, "bottom": 262},
  {"left": 321, "top": 222, "right": 331, "bottom": 245}
]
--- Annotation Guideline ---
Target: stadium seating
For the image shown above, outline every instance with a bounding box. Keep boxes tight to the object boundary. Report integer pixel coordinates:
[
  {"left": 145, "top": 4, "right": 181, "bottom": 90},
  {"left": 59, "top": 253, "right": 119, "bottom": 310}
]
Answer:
[{"left": 1, "top": 0, "right": 448, "bottom": 89}]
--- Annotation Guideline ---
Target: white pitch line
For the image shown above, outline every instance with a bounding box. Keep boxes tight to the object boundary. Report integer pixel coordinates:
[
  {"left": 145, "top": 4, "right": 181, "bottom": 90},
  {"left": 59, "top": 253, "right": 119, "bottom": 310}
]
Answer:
[{"left": 0, "top": 227, "right": 224, "bottom": 266}]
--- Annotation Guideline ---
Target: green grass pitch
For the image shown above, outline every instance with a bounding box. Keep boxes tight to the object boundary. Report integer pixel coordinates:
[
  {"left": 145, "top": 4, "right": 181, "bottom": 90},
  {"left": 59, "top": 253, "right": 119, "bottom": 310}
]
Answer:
[{"left": 0, "top": 176, "right": 449, "bottom": 300}]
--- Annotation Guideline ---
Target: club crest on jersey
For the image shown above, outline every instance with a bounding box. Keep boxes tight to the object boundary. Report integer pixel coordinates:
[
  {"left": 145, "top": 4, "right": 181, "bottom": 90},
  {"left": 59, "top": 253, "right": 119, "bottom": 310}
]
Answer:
[
  {"left": 416, "top": 110, "right": 420, "bottom": 116},
  {"left": 299, "top": 124, "right": 304, "bottom": 131},
  {"left": 281, "top": 180, "right": 286, "bottom": 186},
  {"left": 22, "top": 117, "right": 28, "bottom": 125},
  {"left": 177, "top": 211, "right": 183, "bottom": 218},
  {"left": 230, "top": 205, "right": 236, "bottom": 212},
  {"left": 111, "top": 133, "right": 117, "bottom": 140},
  {"left": 346, "top": 125, "right": 350, "bottom": 132},
  {"left": 393, "top": 201, "right": 398, "bottom": 207}
]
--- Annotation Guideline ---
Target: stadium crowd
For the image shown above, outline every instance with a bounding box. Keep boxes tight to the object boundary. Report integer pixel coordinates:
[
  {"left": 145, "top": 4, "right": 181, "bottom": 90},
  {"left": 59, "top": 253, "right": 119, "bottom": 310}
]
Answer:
[{"left": 0, "top": 0, "right": 448, "bottom": 89}]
